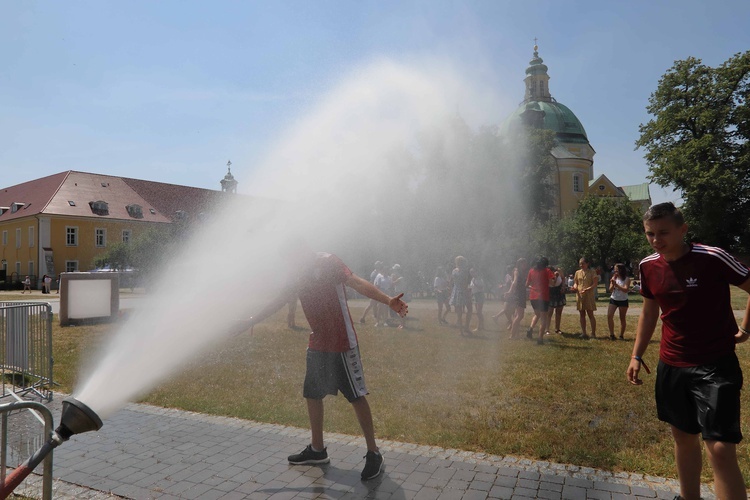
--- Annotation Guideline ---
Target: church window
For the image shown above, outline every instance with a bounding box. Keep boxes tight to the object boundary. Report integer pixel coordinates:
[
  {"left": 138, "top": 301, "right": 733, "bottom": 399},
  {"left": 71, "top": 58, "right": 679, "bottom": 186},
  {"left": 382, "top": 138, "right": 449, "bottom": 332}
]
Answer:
[{"left": 573, "top": 174, "right": 583, "bottom": 193}]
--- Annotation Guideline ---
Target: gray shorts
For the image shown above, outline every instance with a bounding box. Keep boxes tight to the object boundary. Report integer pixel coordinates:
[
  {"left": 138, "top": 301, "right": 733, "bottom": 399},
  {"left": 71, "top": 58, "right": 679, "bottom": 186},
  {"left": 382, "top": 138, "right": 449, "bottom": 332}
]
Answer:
[{"left": 303, "top": 347, "right": 368, "bottom": 402}]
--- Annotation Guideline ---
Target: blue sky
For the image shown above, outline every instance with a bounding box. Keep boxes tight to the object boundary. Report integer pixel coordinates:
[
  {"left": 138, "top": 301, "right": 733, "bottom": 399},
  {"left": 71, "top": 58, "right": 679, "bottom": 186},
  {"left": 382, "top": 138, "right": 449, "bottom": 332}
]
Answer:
[{"left": 3, "top": 1, "right": 749, "bottom": 204}]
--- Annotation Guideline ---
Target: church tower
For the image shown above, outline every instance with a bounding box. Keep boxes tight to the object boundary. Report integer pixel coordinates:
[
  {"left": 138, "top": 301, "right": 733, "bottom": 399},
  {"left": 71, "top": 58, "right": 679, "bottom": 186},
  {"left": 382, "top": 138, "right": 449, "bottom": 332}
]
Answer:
[
  {"left": 220, "top": 160, "right": 238, "bottom": 193},
  {"left": 500, "top": 43, "right": 596, "bottom": 216}
]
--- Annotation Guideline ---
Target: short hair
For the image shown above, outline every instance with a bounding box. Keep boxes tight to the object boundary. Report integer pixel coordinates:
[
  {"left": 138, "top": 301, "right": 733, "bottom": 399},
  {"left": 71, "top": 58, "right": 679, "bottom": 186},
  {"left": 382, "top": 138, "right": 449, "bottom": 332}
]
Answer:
[{"left": 643, "top": 202, "right": 684, "bottom": 226}]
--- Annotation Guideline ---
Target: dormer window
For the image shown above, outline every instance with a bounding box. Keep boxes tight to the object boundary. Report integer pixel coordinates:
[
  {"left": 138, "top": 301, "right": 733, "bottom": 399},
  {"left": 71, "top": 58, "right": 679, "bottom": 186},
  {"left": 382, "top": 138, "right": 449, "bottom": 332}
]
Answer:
[
  {"left": 126, "top": 204, "right": 144, "bottom": 219},
  {"left": 11, "top": 202, "right": 25, "bottom": 214},
  {"left": 149, "top": 208, "right": 156, "bottom": 215},
  {"left": 68, "top": 201, "right": 76, "bottom": 206},
  {"left": 89, "top": 200, "right": 109, "bottom": 216},
  {"left": 0, "top": 207, "right": 9, "bottom": 216}
]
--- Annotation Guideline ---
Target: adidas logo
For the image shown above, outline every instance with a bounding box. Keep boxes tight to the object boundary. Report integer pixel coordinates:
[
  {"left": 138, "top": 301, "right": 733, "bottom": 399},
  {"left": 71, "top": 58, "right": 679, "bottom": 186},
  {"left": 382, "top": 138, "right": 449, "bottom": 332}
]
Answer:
[{"left": 686, "top": 277, "right": 698, "bottom": 288}]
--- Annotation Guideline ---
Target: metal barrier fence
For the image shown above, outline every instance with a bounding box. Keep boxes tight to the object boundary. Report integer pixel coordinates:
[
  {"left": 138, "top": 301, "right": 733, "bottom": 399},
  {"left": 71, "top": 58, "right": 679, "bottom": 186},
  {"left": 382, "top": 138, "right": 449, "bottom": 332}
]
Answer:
[
  {"left": 0, "top": 400, "right": 54, "bottom": 500},
  {"left": 0, "top": 303, "right": 53, "bottom": 401}
]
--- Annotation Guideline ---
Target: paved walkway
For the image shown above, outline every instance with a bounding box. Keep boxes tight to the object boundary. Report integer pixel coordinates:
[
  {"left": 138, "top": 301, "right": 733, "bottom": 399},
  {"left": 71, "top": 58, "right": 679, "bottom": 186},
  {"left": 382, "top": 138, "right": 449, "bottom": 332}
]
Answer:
[{"left": 7, "top": 396, "right": 721, "bottom": 500}]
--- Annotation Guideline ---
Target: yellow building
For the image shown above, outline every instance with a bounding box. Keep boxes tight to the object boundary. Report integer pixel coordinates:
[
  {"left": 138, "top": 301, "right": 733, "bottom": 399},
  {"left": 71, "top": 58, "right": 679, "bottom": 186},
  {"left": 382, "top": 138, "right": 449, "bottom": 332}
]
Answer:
[
  {"left": 500, "top": 44, "right": 651, "bottom": 215},
  {"left": 0, "top": 170, "right": 232, "bottom": 288}
]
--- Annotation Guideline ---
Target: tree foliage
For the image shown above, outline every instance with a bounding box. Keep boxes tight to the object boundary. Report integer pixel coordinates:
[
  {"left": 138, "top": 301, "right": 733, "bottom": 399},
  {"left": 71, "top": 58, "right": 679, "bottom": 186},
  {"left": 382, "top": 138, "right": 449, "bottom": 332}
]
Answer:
[
  {"left": 533, "top": 196, "right": 649, "bottom": 275},
  {"left": 636, "top": 51, "right": 750, "bottom": 251}
]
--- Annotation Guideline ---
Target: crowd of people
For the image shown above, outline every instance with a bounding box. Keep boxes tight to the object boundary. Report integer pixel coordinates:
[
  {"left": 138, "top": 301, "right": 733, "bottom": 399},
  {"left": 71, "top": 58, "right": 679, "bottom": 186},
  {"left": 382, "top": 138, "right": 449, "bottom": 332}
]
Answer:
[{"left": 423, "top": 253, "right": 638, "bottom": 344}]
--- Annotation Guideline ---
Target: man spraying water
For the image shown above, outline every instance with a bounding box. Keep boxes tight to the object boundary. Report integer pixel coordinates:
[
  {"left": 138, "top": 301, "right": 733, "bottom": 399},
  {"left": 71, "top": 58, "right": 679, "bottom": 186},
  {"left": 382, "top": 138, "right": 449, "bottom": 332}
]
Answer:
[{"left": 237, "top": 242, "right": 408, "bottom": 480}]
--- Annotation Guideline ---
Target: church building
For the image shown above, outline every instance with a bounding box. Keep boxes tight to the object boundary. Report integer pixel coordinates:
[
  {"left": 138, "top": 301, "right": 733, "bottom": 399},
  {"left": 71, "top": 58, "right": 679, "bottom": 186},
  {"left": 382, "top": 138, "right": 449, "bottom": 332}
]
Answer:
[{"left": 500, "top": 44, "right": 651, "bottom": 216}]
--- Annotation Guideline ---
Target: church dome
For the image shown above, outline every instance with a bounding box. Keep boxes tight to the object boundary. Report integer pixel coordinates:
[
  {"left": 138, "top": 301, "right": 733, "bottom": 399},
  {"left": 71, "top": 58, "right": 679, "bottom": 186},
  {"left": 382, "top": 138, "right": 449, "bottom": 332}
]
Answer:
[
  {"left": 500, "top": 100, "right": 589, "bottom": 144},
  {"left": 499, "top": 44, "right": 589, "bottom": 145}
]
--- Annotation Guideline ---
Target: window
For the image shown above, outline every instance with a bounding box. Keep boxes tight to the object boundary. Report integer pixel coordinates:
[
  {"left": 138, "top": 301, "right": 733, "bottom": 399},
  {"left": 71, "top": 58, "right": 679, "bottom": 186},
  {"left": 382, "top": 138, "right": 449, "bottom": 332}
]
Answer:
[
  {"left": 573, "top": 174, "right": 583, "bottom": 193},
  {"left": 15, "top": 262, "right": 21, "bottom": 275},
  {"left": 28, "top": 262, "right": 34, "bottom": 277},
  {"left": 89, "top": 200, "right": 109, "bottom": 216},
  {"left": 122, "top": 230, "right": 131, "bottom": 244},
  {"left": 68, "top": 200, "right": 76, "bottom": 207},
  {"left": 1, "top": 230, "right": 6, "bottom": 246},
  {"left": 66, "top": 227, "right": 78, "bottom": 246},
  {"left": 95, "top": 228, "right": 107, "bottom": 247},
  {"left": 28, "top": 227, "right": 34, "bottom": 247},
  {"left": 126, "top": 204, "right": 144, "bottom": 219},
  {"left": 65, "top": 261, "right": 79, "bottom": 273},
  {"left": 16, "top": 228, "right": 21, "bottom": 248}
]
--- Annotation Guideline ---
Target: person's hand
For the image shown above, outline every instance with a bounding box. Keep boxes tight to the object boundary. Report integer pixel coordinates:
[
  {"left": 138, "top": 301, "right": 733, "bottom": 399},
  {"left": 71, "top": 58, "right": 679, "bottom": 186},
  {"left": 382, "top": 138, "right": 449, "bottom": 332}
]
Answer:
[
  {"left": 627, "top": 358, "right": 643, "bottom": 385},
  {"left": 735, "top": 329, "right": 750, "bottom": 344},
  {"left": 389, "top": 293, "right": 409, "bottom": 317}
]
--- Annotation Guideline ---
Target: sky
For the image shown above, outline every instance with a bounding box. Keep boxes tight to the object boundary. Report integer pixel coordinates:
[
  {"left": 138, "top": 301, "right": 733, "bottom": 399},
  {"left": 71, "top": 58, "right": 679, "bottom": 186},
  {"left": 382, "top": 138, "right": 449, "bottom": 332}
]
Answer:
[{"left": 3, "top": 1, "right": 749, "bottom": 205}]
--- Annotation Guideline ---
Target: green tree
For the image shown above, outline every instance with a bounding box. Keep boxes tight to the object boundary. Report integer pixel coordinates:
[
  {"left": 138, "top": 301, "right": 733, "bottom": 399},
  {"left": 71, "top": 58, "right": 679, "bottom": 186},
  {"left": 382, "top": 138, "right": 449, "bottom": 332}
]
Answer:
[
  {"left": 93, "top": 241, "right": 132, "bottom": 270},
  {"left": 636, "top": 51, "right": 750, "bottom": 251},
  {"left": 534, "top": 196, "right": 649, "bottom": 274}
]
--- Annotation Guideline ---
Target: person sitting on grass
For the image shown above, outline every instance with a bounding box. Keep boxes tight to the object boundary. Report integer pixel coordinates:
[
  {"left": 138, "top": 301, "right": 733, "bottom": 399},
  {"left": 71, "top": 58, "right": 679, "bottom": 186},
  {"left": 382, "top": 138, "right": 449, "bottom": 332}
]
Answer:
[
  {"left": 627, "top": 202, "right": 750, "bottom": 500},
  {"left": 237, "top": 242, "right": 408, "bottom": 481}
]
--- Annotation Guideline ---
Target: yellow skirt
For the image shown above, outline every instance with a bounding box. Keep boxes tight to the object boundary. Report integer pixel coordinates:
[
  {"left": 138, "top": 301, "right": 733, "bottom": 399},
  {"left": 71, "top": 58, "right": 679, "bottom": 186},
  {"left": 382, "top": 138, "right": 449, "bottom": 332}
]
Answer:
[{"left": 576, "top": 291, "right": 597, "bottom": 311}]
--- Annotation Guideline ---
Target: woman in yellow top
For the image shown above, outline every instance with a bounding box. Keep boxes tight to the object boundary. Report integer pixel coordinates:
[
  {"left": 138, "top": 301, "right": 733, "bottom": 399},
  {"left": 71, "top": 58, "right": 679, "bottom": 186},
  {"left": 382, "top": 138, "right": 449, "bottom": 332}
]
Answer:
[{"left": 572, "top": 257, "right": 598, "bottom": 339}]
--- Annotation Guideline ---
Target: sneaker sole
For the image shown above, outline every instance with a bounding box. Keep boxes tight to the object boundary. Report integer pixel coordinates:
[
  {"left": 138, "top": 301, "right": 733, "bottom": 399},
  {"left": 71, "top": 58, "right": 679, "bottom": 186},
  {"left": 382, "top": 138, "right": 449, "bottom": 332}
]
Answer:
[{"left": 289, "top": 457, "right": 330, "bottom": 465}]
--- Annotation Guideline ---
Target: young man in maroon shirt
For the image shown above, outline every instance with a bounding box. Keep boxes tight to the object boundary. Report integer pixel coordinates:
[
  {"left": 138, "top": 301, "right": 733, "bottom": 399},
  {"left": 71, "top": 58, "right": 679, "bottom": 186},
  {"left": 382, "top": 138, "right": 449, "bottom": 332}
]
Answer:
[
  {"left": 241, "top": 245, "right": 408, "bottom": 481},
  {"left": 627, "top": 202, "right": 750, "bottom": 500}
]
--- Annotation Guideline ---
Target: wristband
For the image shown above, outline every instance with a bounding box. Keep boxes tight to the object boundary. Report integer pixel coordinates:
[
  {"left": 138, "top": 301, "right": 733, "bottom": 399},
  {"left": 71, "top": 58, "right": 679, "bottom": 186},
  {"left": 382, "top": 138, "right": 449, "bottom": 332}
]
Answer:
[
  {"left": 632, "top": 355, "right": 651, "bottom": 374},
  {"left": 740, "top": 325, "right": 749, "bottom": 336}
]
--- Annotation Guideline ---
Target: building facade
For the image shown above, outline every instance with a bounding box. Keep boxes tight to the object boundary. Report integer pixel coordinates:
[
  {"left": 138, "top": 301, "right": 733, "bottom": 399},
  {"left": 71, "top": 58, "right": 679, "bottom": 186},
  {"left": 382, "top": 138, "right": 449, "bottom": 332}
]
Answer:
[{"left": 0, "top": 170, "right": 231, "bottom": 288}]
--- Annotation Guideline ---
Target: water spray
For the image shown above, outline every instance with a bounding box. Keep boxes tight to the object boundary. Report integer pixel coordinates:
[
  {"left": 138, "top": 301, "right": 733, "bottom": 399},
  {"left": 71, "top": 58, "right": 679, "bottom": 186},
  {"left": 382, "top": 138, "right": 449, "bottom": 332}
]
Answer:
[{"left": 0, "top": 397, "right": 103, "bottom": 499}]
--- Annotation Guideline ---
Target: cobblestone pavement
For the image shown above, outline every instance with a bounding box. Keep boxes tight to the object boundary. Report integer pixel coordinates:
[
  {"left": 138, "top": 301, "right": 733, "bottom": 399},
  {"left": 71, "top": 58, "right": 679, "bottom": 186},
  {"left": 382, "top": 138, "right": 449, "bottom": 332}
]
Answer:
[{"left": 7, "top": 398, "right": 725, "bottom": 500}]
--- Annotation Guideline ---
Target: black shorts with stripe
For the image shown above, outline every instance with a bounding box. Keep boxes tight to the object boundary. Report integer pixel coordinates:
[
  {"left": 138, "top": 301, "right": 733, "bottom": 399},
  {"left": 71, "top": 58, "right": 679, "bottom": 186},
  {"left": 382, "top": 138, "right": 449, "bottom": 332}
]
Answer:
[{"left": 303, "top": 347, "right": 368, "bottom": 403}]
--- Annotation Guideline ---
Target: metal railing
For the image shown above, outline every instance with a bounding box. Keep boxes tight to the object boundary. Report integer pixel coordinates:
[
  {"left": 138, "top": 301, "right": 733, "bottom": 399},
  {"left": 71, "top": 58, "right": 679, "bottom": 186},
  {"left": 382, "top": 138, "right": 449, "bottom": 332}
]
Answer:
[
  {"left": 0, "top": 400, "right": 54, "bottom": 500},
  {"left": 1, "top": 303, "right": 53, "bottom": 401}
]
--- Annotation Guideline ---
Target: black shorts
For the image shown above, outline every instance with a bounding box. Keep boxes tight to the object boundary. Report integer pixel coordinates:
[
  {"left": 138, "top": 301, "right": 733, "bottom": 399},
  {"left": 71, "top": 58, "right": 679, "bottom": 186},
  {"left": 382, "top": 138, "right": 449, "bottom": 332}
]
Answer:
[
  {"left": 530, "top": 299, "right": 549, "bottom": 313},
  {"left": 655, "top": 353, "right": 743, "bottom": 443},
  {"left": 609, "top": 298, "right": 629, "bottom": 307},
  {"left": 303, "top": 347, "right": 368, "bottom": 403}
]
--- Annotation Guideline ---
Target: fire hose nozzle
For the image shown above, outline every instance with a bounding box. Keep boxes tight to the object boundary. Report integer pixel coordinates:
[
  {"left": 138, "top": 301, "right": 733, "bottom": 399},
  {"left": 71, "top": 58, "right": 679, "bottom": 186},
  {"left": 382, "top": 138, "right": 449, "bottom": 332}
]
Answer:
[{"left": 55, "top": 397, "right": 104, "bottom": 441}]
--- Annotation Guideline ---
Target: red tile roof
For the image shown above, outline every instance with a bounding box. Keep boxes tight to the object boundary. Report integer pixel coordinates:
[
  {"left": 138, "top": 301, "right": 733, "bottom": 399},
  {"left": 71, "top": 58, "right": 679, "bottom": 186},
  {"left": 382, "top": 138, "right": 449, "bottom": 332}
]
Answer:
[{"left": 0, "top": 171, "right": 228, "bottom": 224}]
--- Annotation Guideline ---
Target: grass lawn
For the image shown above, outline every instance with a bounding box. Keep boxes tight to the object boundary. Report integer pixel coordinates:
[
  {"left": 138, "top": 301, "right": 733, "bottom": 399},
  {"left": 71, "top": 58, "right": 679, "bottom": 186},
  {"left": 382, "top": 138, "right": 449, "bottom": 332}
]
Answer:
[{"left": 50, "top": 297, "right": 750, "bottom": 486}]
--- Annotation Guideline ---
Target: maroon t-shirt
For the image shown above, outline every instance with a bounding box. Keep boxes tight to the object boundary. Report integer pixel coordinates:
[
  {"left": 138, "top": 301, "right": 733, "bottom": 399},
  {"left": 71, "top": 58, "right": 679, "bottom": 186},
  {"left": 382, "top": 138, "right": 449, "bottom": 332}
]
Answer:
[
  {"left": 296, "top": 252, "right": 357, "bottom": 352},
  {"left": 639, "top": 244, "right": 749, "bottom": 367}
]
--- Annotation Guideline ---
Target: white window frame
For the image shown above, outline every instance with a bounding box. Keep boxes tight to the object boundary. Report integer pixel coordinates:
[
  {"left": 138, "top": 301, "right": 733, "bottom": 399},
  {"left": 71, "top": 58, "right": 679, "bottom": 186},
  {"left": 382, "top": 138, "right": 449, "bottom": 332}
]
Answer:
[
  {"left": 65, "top": 261, "right": 79, "bottom": 273},
  {"left": 2, "top": 230, "right": 6, "bottom": 246},
  {"left": 122, "top": 230, "right": 131, "bottom": 244},
  {"left": 15, "top": 261, "right": 21, "bottom": 275},
  {"left": 66, "top": 226, "right": 78, "bottom": 247},
  {"left": 15, "top": 228, "right": 21, "bottom": 248},
  {"left": 28, "top": 226, "right": 34, "bottom": 247},
  {"left": 95, "top": 228, "right": 107, "bottom": 248}
]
